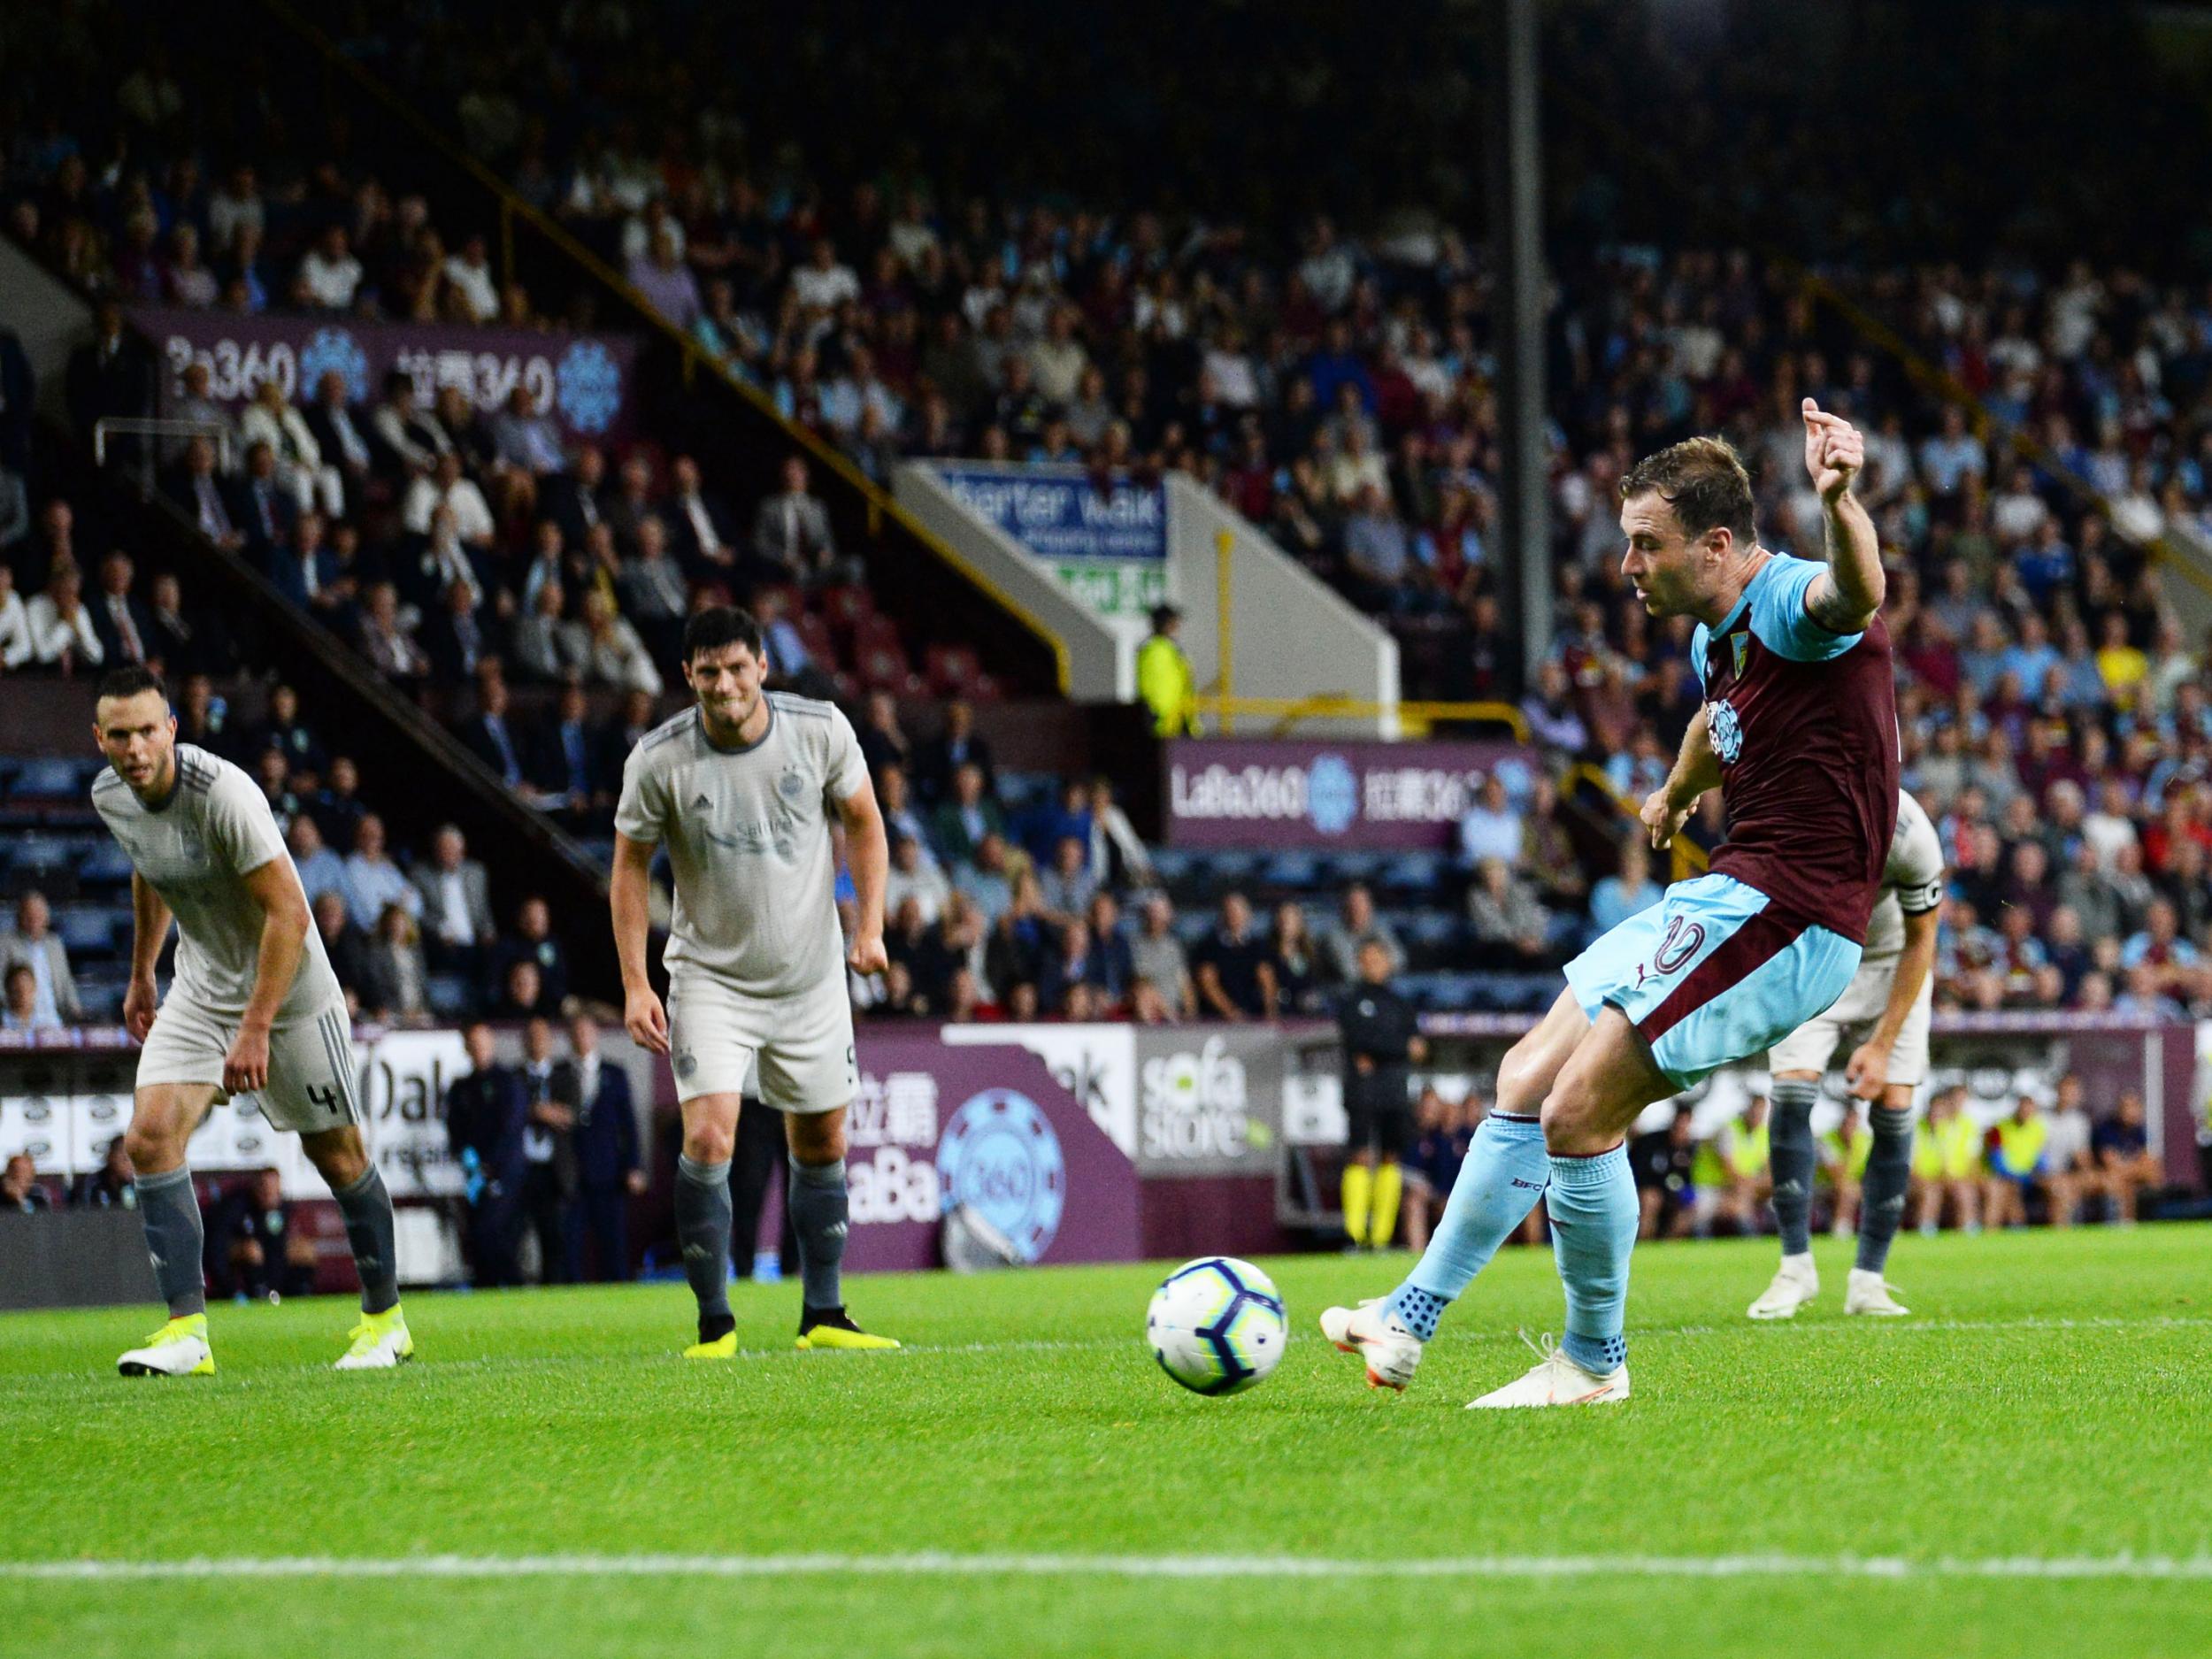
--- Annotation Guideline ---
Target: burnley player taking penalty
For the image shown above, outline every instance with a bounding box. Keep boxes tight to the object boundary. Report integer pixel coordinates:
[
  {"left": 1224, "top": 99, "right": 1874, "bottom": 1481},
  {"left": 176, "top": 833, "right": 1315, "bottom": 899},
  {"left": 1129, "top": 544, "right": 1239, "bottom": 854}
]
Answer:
[
  {"left": 91, "top": 667, "right": 411, "bottom": 1375},
  {"left": 611, "top": 606, "right": 899, "bottom": 1356},
  {"left": 1324, "top": 401, "right": 1897, "bottom": 1406}
]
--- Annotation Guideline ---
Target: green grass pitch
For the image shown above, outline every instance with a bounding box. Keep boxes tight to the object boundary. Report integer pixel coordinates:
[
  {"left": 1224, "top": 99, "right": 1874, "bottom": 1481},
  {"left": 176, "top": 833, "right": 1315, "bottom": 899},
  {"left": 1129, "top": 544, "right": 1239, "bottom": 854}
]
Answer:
[{"left": 4, "top": 1226, "right": 2210, "bottom": 1658}]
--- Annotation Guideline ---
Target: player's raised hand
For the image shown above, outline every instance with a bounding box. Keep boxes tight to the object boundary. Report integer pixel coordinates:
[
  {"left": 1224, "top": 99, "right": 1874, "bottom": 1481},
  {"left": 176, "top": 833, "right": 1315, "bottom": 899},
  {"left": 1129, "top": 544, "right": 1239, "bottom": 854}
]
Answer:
[
  {"left": 1801, "top": 397, "right": 1863, "bottom": 503},
  {"left": 625, "top": 984, "right": 670, "bottom": 1056},
  {"left": 122, "top": 975, "right": 158, "bottom": 1043},
  {"left": 1641, "top": 787, "right": 1692, "bottom": 851},
  {"left": 848, "top": 930, "right": 888, "bottom": 976}
]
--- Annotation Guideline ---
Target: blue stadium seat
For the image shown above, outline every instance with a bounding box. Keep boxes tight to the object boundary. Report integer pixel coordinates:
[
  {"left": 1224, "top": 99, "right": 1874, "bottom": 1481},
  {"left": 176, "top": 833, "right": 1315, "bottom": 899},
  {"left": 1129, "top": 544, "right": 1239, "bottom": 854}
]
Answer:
[
  {"left": 7, "top": 757, "right": 93, "bottom": 802},
  {"left": 1260, "top": 851, "right": 1323, "bottom": 890},
  {"left": 426, "top": 973, "right": 475, "bottom": 1018},
  {"left": 1171, "top": 911, "right": 1214, "bottom": 946},
  {"left": 1146, "top": 847, "right": 1198, "bottom": 887},
  {"left": 55, "top": 909, "right": 116, "bottom": 957},
  {"left": 1330, "top": 850, "right": 1385, "bottom": 887},
  {"left": 79, "top": 841, "right": 138, "bottom": 887},
  {"left": 1378, "top": 850, "right": 1446, "bottom": 897}
]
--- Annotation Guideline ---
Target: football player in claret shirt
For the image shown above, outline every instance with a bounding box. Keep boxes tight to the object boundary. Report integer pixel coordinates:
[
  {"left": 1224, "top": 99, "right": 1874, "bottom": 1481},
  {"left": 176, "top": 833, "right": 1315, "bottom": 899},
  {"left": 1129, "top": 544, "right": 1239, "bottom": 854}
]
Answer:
[{"left": 1326, "top": 403, "right": 1897, "bottom": 1407}]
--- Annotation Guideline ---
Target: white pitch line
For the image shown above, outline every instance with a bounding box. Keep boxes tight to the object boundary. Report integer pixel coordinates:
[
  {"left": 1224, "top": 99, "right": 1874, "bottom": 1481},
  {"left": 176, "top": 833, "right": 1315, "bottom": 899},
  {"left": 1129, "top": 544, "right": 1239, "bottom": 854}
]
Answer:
[{"left": 4, "top": 1552, "right": 2212, "bottom": 1584}]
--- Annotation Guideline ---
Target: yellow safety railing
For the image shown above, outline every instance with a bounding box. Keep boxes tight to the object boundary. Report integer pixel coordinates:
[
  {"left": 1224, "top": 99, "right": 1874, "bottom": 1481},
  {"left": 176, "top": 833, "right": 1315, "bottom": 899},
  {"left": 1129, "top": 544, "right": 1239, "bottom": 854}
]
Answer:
[
  {"left": 256, "top": 0, "right": 1075, "bottom": 694},
  {"left": 1186, "top": 694, "right": 1531, "bottom": 742},
  {"left": 1566, "top": 762, "right": 1708, "bottom": 882}
]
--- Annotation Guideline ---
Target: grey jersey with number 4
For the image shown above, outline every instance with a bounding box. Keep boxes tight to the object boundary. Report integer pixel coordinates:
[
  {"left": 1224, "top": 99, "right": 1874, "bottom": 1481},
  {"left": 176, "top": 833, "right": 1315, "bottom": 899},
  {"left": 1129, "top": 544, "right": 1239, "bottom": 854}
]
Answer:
[
  {"left": 614, "top": 693, "right": 867, "bottom": 999},
  {"left": 91, "top": 744, "right": 343, "bottom": 1019},
  {"left": 1861, "top": 787, "right": 1945, "bottom": 964}
]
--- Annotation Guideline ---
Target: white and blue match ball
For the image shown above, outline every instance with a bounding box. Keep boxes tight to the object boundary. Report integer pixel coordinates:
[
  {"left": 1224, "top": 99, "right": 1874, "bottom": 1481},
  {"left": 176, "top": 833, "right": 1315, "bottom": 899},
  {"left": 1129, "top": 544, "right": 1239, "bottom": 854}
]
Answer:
[{"left": 1147, "top": 1256, "right": 1288, "bottom": 1395}]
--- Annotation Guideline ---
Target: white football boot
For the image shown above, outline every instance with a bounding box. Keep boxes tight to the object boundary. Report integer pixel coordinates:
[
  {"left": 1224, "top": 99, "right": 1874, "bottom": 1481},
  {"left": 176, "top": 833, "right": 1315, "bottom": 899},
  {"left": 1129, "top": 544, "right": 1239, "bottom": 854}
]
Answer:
[
  {"left": 1465, "top": 1332, "right": 1629, "bottom": 1409},
  {"left": 117, "top": 1313, "right": 215, "bottom": 1377},
  {"left": 1843, "top": 1268, "right": 1911, "bottom": 1317},
  {"left": 333, "top": 1306, "right": 416, "bottom": 1370},
  {"left": 1317, "top": 1298, "right": 1424, "bottom": 1391},
  {"left": 1747, "top": 1253, "right": 1819, "bottom": 1321}
]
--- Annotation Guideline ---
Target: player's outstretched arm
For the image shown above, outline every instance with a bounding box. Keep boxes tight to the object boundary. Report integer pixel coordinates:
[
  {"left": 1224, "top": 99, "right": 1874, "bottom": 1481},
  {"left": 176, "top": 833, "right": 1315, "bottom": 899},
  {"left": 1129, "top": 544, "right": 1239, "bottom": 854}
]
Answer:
[
  {"left": 122, "top": 871, "right": 174, "bottom": 1042},
  {"left": 1800, "top": 397, "right": 1884, "bottom": 634},
  {"left": 1643, "top": 705, "right": 1720, "bottom": 850},
  {"left": 610, "top": 832, "right": 669, "bottom": 1054},
  {"left": 836, "top": 782, "right": 890, "bottom": 975}
]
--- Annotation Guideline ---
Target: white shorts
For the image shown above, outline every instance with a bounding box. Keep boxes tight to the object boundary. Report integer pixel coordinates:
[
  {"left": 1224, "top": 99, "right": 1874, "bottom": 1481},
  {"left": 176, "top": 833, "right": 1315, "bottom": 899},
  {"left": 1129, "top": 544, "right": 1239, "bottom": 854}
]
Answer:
[
  {"left": 135, "top": 994, "right": 363, "bottom": 1135},
  {"left": 665, "top": 967, "right": 856, "bottom": 1113},
  {"left": 1766, "top": 955, "right": 1932, "bottom": 1087}
]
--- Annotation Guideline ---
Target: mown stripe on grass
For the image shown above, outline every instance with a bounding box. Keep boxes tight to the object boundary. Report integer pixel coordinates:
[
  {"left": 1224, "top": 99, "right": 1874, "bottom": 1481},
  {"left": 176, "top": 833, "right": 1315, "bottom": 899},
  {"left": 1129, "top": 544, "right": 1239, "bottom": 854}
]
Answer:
[{"left": 6, "top": 1553, "right": 2212, "bottom": 1583}]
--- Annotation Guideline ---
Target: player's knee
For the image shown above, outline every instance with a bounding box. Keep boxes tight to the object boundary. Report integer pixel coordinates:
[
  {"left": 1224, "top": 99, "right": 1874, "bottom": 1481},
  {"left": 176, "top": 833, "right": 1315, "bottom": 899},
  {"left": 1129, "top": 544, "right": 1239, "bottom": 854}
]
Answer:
[
  {"left": 787, "top": 1113, "right": 845, "bottom": 1165},
  {"left": 123, "top": 1118, "right": 182, "bottom": 1174},
  {"left": 682, "top": 1120, "right": 735, "bottom": 1165},
  {"left": 1538, "top": 1081, "right": 1602, "bottom": 1156},
  {"left": 303, "top": 1131, "right": 369, "bottom": 1190}
]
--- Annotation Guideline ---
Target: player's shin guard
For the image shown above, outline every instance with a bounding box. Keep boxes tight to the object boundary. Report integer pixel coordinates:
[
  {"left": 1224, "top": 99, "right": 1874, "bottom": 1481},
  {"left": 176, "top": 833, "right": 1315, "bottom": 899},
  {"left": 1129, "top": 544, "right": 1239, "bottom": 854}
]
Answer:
[
  {"left": 1368, "top": 1160, "right": 1403, "bottom": 1250},
  {"left": 333, "top": 1164, "right": 400, "bottom": 1314},
  {"left": 676, "top": 1155, "right": 734, "bottom": 1340},
  {"left": 1547, "top": 1145, "right": 1639, "bottom": 1377},
  {"left": 788, "top": 1156, "right": 849, "bottom": 1312},
  {"left": 1855, "top": 1106, "right": 1915, "bottom": 1273},
  {"left": 1768, "top": 1079, "right": 1819, "bottom": 1256},
  {"left": 1383, "top": 1113, "right": 1548, "bottom": 1340},
  {"left": 1340, "top": 1161, "right": 1373, "bottom": 1245}
]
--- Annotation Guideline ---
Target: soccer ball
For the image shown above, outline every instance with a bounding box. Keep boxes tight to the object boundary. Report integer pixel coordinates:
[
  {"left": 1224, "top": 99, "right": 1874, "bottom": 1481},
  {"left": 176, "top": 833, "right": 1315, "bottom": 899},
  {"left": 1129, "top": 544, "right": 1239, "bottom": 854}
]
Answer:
[{"left": 1146, "top": 1257, "right": 1288, "bottom": 1395}]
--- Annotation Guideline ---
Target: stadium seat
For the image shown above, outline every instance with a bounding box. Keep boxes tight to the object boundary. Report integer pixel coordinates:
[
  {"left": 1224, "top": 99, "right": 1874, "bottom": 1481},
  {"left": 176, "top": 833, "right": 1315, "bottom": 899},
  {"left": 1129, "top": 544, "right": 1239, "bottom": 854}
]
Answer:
[
  {"left": 55, "top": 909, "right": 117, "bottom": 958},
  {"left": 1378, "top": 850, "right": 1447, "bottom": 897},
  {"left": 7, "top": 757, "right": 94, "bottom": 803},
  {"left": 426, "top": 973, "right": 475, "bottom": 1019},
  {"left": 1260, "top": 851, "right": 1323, "bottom": 890},
  {"left": 78, "top": 841, "right": 138, "bottom": 888}
]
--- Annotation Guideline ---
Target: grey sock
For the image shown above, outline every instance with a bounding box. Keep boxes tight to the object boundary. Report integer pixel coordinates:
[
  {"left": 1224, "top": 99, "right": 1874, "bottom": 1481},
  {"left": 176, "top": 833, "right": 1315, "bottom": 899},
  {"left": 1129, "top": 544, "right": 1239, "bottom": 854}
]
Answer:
[
  {"left": 333, "top": 1165, "right": 400, "bottom": 1314},
  {"left": 1769, "top": 1080, "right": 1819, "bottom": 1256},
  {"left": 676, "top": 1155, "right": 733, "bottom": 1335},
  {"left": 788, "top": 1156, "right": 849, "bottom": 1312},
  {"left": 136, "top": 1165, "right": 207, "bottom": 1317},
  {"left": 1855, "top": 1106, "right": 1916, "bottom": 1274}
]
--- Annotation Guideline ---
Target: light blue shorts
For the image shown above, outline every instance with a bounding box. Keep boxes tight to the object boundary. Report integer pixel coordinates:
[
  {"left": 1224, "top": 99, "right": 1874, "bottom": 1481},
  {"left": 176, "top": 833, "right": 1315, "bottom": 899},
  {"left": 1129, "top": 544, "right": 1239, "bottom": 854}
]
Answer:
[{"left": 1563, "top": 872, "right": 1861, "bottom": 1089}]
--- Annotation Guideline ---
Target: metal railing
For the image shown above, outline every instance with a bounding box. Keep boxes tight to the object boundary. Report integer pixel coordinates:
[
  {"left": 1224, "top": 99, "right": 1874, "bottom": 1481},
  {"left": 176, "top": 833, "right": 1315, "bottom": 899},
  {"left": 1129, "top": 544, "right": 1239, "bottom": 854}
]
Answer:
[
  {"left": 1566, "top": 762, "right": 1709, "bottom": 882},
  {"left": 92, "top": 416, "right": 232, "bottom": 472}
]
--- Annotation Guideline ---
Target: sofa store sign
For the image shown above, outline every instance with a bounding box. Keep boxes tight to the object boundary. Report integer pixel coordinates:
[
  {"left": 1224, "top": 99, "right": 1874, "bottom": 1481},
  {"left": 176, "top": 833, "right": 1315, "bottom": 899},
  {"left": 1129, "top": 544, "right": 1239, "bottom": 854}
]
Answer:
[
  {"left": 1164, "top": 739, "right": 1525, "bottom": 849},
  {"left": 130, "top": 306, "right": 641, "bottom": 443}
]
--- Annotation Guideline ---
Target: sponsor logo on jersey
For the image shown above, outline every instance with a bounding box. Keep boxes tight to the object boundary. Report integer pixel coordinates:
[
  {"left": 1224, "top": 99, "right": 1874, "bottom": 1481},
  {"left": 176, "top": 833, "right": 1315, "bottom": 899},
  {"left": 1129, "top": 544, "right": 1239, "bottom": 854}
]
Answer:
[{"left": 1709, "top": 697, "right": 1743, "bottom": 764}]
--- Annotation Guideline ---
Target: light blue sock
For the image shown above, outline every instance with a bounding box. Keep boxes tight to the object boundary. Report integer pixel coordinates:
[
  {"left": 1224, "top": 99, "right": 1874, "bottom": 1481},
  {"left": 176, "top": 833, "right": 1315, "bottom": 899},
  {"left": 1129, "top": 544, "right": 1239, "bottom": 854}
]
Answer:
[
  {"left": 1547, "top": 1144, "right": 1639, "bottom": 1375},
  {"left": 1382, "top": 1114, "right": 1549, "bottom": 1341}
]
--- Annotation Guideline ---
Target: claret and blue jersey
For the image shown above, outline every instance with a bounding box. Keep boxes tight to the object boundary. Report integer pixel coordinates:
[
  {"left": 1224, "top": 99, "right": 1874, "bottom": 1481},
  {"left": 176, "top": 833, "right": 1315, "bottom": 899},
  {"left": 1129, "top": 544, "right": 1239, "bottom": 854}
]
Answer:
[{"left": 1566, "top": 553, "right": 1901, "bottom": 1087}]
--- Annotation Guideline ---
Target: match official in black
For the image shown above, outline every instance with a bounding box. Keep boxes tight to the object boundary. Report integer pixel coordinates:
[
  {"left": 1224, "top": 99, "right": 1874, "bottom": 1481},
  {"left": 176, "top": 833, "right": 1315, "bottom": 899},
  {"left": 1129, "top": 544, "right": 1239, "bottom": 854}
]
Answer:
[{"left": 1338, "top": 938, "right": 1425, "bottom": 1250}]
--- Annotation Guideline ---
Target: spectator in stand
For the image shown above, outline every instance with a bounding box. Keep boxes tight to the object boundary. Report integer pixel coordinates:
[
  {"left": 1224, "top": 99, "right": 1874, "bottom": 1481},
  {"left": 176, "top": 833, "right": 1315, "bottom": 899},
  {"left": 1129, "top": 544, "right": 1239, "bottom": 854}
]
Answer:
[
  {"left": 88, "top": 550, "right": 153, "bottom": 668},
  {"left": 70, "top": 1137, "right": 136, "bottom": 1209},
  {"left": 580, "top": 587, "right": 663, "bottom": 695},
  {"left": 1271, "top": 902, "right": 1321, "bottom": 1016},
  {"left": 1466, "top": 856, "right": 1553, "bottom": 968},
  {"left": 1192, "top": 891, "right": 1276, "bottom": 1021},
  {"left": 312, "top": 890, "right": 372, "bottom": 1012},
  {"left": 232, "top": 441, "right": 297, "bottom": 561},
  {"left": 303, "top": 370, "right": 377, "bottom": 514},
  {"left": 496, "top": 895, "right": 571, "bottom": 1013},
  {"left": 0, "top": 891, "right": 81, "bottom": 1026},
  {"left": 1455, "top": 773, "right": 1523, "bottom": 869},
  {"left": 885, "top": 833, "right": 952, "bottom": 925},
  {"left": 983, "top": 872, "right": 1050, "bottom": 1005},
  {"left": 240, "top": 379, "right": 343, "bottom": 518},
  {"left": 457, "top": 677, "right": 528, "bottom": 788},
  {"left": 65, "top": 298, "right": 156, "bottom": 466},
  {"left": 856, "top": 688, "right": 911, "bottom": 780},
  {"left": 512, "top": 580, "right": 588, "bottom": 683},
  {"left": 1317, "top": 883, "right": 1403, "bottom": 987},
  {"left": 410, "top": 824, "right": 496, "bottom": 974},
  {"left": 931, "top": 762, "right": 1009, "bottom": 867},
  {"left": 26, "top": 561, "right": 101, "bottom": 672},
  {"left": 1085, "top": 776, "right": 1156, "bottom": 890},
  {"left": 749, "top": 455, "right": 836, "bottom": 586},
  {"left": 297, "top": 224, "right": 364, "bottom": 310},
  {"left": 372, "top": 371, "right": 450, "bottom": 479},
  {"left": 1084, "top": 891, "right": 1135, "bottom": 1005},
  {"left": 341, "top": 814, "right": 419, "bottom": 933},
  {"left": 311, "top": 755, "right": 369, "bottom": 851},
  {"left": 1037, "top": 834, "right": 1096, "bottom": 924},
  {"left": 955, "top": 832, "right": 1016, "bottom": 922},
  {"left": 286, "top": 816, "right": 347, "bottom": 909},
  {"left": 916, "top": 699, "right": 996, "bottom": 803},
  {"left": 4, "top": 961, "right": 57, "bottom": 1031},
  {"left": 1520, "top": 660, "right": 1589, "bottom": 757},
  {"left": 526, "top": 682, "right": 606, "bottom": 824},
  {"left": 630, "top": 221, "right": 702, "bottom": 329},
  {"left": 257, "top": 683, "right": 328, "bottom": 784},
  {"left": 661, "top": 454, "right": 738, "bottom": 579},
  {"left": 356, "top": 581, "right": 430, "bottom": 681},
  {"left": 357, "top": 902, "right": 430, "bottom": 1025},
  {"left": 2, "top": 1152, "right": 51, "bottom": 1211},
  {"left": 1589, "top": 837, "right": 1665, "bottom": 936},
  {"left": 618, "top": 517, "right": 691, "bottom": 669},
  {"left": 873, "top": 764, "right": 934, "bottom": 864},
  {"left": 2093, "top": 1091, "right": 2162, "bottom": 1223}
]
